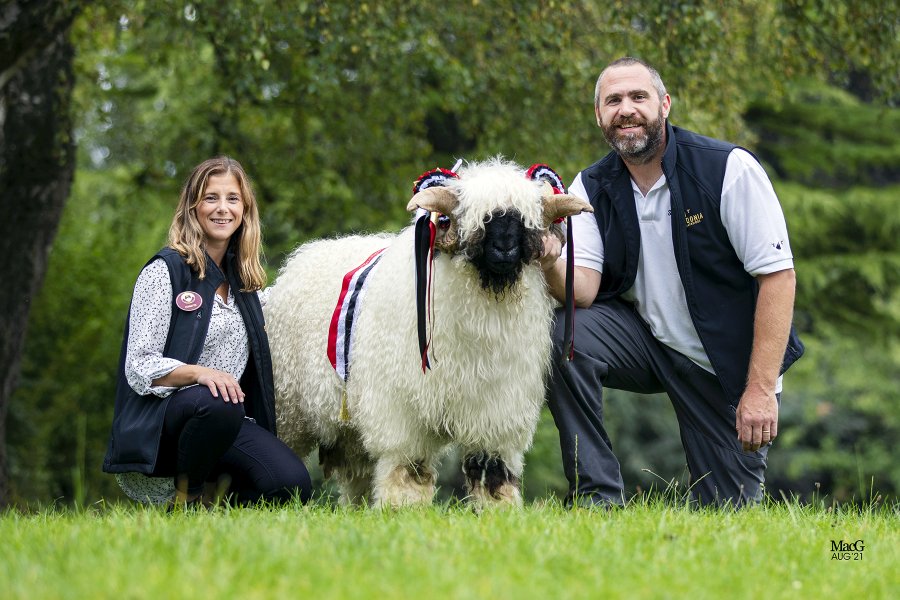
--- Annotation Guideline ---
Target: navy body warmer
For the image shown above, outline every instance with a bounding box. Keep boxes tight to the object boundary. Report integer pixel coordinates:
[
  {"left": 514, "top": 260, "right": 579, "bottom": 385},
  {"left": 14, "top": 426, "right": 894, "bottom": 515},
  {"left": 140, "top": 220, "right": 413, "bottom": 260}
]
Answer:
[
  {"left": 103, "top": 247, "right": 276, "bottom": 474},
  {"left": 580, "top": 122, "right": 804, "bottom": 404}
]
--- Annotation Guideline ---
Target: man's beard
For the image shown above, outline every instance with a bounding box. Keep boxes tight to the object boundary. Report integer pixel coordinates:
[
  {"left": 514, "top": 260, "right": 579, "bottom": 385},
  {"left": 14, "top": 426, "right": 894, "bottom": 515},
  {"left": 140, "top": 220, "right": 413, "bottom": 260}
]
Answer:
[{"left": 601, "top": 109, "right": 665, "bottom": 164}]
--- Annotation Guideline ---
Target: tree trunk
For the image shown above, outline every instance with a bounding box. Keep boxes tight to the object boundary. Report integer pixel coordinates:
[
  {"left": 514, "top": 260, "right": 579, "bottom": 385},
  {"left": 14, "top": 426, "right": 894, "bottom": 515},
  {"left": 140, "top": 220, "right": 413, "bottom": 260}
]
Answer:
[{"left": 0, "top": 2, "right": 79, "bottom": 507}]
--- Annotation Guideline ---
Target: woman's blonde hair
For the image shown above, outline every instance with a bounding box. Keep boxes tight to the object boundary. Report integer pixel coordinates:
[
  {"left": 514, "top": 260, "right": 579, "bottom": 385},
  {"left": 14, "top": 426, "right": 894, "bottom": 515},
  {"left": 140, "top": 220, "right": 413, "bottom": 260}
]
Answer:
[{"left": 168, "top": 156, "right": 266, "bottom": 291}]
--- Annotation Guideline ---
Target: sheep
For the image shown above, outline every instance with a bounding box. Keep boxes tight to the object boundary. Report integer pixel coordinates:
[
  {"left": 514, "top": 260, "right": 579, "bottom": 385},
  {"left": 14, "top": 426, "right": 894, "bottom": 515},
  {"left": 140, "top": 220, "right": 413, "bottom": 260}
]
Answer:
[{"left": 264, "top": 158, "right": 592, "bottom": 509}]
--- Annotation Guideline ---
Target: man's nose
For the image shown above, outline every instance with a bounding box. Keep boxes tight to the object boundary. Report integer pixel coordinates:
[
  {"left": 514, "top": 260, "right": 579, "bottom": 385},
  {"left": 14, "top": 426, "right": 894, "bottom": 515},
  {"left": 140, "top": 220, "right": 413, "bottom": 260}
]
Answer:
[{"left": 618, "top": 98, "right": 636, "bottom": 115}]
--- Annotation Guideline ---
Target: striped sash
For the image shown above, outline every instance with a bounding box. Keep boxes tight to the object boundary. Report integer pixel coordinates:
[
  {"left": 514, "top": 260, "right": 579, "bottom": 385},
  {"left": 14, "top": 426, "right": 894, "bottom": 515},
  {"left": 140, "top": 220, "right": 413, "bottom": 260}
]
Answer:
[{"left": 327, "top": 248, "right": 387, "bottom": 381}]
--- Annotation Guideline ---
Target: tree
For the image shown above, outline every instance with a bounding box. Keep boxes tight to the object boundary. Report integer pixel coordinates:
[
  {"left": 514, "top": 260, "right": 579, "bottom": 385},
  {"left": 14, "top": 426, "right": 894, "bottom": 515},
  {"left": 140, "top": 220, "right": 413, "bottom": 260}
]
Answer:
[{"left": 0, "top": 1, "right": 83, "bottom": 506}]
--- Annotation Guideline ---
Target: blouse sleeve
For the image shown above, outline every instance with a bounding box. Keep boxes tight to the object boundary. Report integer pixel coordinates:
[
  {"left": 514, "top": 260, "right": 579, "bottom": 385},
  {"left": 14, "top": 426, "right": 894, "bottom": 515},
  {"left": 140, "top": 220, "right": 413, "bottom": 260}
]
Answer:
[
  {"left": 124, "top": 259, "right": 186, "bottom": 397},
  {"left": 257, "top": 286, "right": 271, "bottom": 307}
]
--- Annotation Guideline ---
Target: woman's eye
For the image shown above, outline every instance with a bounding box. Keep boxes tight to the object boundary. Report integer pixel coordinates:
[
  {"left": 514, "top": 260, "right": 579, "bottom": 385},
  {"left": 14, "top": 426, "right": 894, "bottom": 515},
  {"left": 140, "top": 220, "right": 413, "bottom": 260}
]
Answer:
[
  {"left": 228, "top": 196, "right": 241, "bottom": 204},
  {"left": 204, "top": 196, "right": 217, "bottom": 203}
]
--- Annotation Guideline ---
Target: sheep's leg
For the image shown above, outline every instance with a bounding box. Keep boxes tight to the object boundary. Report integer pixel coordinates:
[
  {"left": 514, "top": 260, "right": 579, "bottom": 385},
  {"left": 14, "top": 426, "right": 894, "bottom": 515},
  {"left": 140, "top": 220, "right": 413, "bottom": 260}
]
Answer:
[
  {"left": 372, "top": 455, "right": 438, "bottom": 509},
  {"left": 334, "top": 470, "right": 374, "bottom": 507},
  {"left": 319, "top": 439, "right": 374, "bottom": 507},
  {"left": 462, "top": 451, "right": 523, "bottom": 510}
]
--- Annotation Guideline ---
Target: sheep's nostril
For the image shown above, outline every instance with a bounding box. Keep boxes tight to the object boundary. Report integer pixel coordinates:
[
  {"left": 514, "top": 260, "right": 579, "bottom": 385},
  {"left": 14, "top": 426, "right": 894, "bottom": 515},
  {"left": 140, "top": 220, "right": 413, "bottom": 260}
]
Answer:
[
  {"left": 489, "top": 241, "right": 518, "bottom": 258},
  {"left": 487, "top": 246, "right": 520, "bottom": 273},
  {"left": 490, "top": 237, "right": 517, "bottom": 253}
]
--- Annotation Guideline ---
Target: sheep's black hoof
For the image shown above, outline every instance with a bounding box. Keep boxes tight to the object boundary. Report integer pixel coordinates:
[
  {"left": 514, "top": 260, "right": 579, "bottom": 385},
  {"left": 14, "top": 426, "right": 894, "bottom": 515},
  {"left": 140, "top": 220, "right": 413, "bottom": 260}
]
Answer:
[
  {"left": 462, "top": 452, "right": 519, "bottom": 499},
  {"left": 319, "top": 443, "right": 346, "bottom": 479}
]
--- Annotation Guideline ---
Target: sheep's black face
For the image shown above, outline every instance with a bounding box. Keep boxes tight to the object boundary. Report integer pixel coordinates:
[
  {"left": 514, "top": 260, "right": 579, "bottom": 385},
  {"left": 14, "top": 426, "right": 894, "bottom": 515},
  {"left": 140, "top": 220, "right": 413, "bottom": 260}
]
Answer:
[{"left": 465, "top": 211, "right": 543, "bottom": 296}]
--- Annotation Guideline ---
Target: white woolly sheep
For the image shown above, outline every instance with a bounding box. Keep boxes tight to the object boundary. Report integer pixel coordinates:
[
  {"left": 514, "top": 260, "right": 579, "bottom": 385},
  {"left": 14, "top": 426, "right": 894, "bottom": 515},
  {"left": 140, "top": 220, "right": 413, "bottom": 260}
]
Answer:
[{"left": 264, "top": 158, "right": 592, "bottom": 509}]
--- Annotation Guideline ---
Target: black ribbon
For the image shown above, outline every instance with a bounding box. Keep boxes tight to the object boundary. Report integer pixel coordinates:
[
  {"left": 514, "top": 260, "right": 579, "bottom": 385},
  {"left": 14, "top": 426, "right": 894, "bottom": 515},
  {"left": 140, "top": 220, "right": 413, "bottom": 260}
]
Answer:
[
  {"left": 563, "top": 215, "right": 575, "bottom": 361},
  {"left": 414, "top": 212, "right": 433, "bottom": 371}
]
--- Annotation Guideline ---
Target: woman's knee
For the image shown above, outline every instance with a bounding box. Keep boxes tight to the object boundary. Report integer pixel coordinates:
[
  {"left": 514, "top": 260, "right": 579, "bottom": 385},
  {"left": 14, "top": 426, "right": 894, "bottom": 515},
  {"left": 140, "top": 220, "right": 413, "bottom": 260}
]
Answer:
[
  {"left": 266, "top": 457, "right": 313, "bottom": 504},
  {"left": 201, "top": 393, "right": 246, "bottom": 424},
  {"left": 227, "top": 427, "right": 313, "bottom": 504},
  {"left": 169, "top": 385, "right": 246, "bottom": 434},
  {"left": 283, "top": 470, "right": 313, "bottom": 504}
]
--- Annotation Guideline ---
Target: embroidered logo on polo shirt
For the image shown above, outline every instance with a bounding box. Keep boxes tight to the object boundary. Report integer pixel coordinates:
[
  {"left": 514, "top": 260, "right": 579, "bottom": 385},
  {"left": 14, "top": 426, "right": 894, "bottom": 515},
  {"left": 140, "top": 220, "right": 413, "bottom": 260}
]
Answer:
[{"left": 684, "top": 208, "right": 704, "bottom": 227}]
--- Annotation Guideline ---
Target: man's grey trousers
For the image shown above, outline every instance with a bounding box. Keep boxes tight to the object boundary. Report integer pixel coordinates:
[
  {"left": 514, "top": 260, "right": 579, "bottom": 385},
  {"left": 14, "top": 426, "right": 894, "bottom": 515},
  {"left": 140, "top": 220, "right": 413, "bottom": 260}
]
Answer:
[{"left": 547, "top": 299, "right": 772, "bottom": 507}]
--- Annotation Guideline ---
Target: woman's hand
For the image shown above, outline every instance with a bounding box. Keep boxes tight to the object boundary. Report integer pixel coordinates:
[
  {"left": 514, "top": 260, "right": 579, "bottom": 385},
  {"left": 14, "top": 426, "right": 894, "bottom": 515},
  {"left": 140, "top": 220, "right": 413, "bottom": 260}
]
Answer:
[
  {"left": 195, "top": 367, "right": 245, "bottom": 404},
  {"left": 152, "top": 365, "right": 245, "bottom": 403}
]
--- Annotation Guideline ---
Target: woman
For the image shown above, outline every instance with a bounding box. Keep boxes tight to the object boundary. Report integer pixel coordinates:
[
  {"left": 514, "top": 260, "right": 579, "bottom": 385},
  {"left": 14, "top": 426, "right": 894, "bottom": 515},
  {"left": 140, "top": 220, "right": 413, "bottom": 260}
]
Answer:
[{"left": 103, "top": 156, "right": 311, "bottom": 507}]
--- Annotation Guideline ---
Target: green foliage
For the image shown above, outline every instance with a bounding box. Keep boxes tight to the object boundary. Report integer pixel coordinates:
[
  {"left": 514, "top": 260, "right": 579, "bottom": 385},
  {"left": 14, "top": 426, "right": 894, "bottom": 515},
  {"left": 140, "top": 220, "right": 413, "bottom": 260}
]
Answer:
[
  {"left": 754, "top": 86, "right": 900, "bottom": 502},
  {"left": 772, "top": 335, "right": 900, "bottom": 502},
  {"left": 7, "top": 169, "right": 174, "bottom": 503},
  {"left": 71, "top": 0, "right": 849, "bottom": 259},
  {"left": 9, "top": 1, "right": 900, "bottom": 506},
  {"left": 774, "top": 0, "right": 900, "bottom": 103},
  {"left": 785, "top": 264, "right": 900, "bottom": 502},
  {"left": 776, "top": 182, "right": 900, "bottom": 339},
  {"left": 746, "top": 81, "right": 900, "bottom": 186},
  {"left": 2, "top": 501, "right": 898, "bottom": 599}
]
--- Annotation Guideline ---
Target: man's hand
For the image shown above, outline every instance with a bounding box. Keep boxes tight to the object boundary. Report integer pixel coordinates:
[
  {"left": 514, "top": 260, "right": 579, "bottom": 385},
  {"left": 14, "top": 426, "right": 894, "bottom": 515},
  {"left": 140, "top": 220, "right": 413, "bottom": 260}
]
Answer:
[
  {"left": 538, "top": 232, "right": 602, "bottom": 306},
  {"left": 737, "top": 268, "right": 794, "bottom": 453},
  {"left": 539, "top": 232, "right": 562, "bottom": 271},
  {"left": 735, "top": 384, "right": 778, "bottom": 452}
]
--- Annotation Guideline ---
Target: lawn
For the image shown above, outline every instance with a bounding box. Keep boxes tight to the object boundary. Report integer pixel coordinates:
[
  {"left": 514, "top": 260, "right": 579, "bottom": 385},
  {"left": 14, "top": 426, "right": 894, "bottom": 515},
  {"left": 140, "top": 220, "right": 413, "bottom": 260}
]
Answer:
[{"left": 1, "top": 498, "right": 896, "bottom": 599}]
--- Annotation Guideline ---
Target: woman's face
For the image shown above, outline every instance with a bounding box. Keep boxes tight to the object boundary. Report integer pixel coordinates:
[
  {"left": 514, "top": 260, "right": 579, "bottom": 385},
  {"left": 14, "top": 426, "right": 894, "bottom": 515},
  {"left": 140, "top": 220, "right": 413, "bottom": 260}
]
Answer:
[{"left": 196, "top": 172, "right": 244, "bottom": 246}]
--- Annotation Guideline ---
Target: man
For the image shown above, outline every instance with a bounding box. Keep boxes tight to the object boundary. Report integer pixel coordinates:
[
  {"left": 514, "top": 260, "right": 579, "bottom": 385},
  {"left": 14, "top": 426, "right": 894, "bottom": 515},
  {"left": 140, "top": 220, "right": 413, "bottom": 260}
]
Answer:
[{"left": 540, "top": 57, "right": 804, "bottom": 507}]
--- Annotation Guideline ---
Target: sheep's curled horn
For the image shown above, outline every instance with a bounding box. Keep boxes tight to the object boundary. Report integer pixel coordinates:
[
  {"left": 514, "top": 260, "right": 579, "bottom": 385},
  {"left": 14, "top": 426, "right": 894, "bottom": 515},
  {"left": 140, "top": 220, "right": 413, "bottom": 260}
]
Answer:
[
  {"left": 405, "top": 187, "right": 460, "bottom": 253},
  {"left": 540, "top": 182, "right": 594, "bottom": 244}
]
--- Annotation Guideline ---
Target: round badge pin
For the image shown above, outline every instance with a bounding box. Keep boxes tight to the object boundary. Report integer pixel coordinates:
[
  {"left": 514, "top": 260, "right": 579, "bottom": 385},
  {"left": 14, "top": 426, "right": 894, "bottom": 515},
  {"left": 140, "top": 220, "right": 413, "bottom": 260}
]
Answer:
[{"left": 175, "top": 291, "right": 203, "bottom": 311}]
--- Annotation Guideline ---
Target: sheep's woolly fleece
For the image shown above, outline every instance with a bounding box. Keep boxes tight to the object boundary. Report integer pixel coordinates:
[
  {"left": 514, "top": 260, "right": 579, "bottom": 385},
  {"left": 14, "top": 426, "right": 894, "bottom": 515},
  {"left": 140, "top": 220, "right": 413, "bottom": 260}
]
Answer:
[{"left": 264, "top": 158, "right": 561, "bottom": 502}]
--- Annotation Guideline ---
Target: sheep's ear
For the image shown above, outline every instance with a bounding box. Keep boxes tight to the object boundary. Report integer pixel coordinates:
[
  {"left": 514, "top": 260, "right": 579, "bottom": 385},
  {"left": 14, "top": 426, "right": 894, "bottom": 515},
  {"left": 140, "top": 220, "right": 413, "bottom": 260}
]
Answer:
[
  {"left": 541, "top": 194, "right": 594, "bottom": 229},
  {"left": 406, "top": 186, "right": 459, "bottom": 218}
]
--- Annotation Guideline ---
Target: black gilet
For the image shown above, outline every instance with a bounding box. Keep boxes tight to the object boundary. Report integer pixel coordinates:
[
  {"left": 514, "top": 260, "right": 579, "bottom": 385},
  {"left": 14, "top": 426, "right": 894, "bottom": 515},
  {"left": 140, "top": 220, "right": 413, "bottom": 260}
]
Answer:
[
  {"left": 580, "top": 122, "right": 804, "bottom": 403},
  {"left": 103, "top": 246, "right": 275, "bottom": 474}
]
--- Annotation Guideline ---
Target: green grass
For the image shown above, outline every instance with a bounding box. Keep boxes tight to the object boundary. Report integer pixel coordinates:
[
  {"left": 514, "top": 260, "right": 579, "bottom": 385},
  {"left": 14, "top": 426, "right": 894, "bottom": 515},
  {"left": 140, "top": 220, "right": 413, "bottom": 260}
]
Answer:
[{"left": 1, "top": 498, "right": 897, "bottom": 599}]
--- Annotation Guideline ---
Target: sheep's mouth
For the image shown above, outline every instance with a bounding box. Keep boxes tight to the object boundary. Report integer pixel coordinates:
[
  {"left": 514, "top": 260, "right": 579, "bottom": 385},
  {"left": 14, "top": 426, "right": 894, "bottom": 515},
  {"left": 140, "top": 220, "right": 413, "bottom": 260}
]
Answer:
[{"left": 485, "top": 249, "right": 522, "bottom": 274}]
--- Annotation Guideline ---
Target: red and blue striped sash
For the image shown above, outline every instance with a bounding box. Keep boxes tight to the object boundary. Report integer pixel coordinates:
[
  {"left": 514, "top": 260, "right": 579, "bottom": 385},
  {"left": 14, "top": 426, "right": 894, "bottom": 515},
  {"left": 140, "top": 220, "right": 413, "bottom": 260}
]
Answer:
[{"left": 327, "top": 248, "right": 387, "bottom": 381}]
